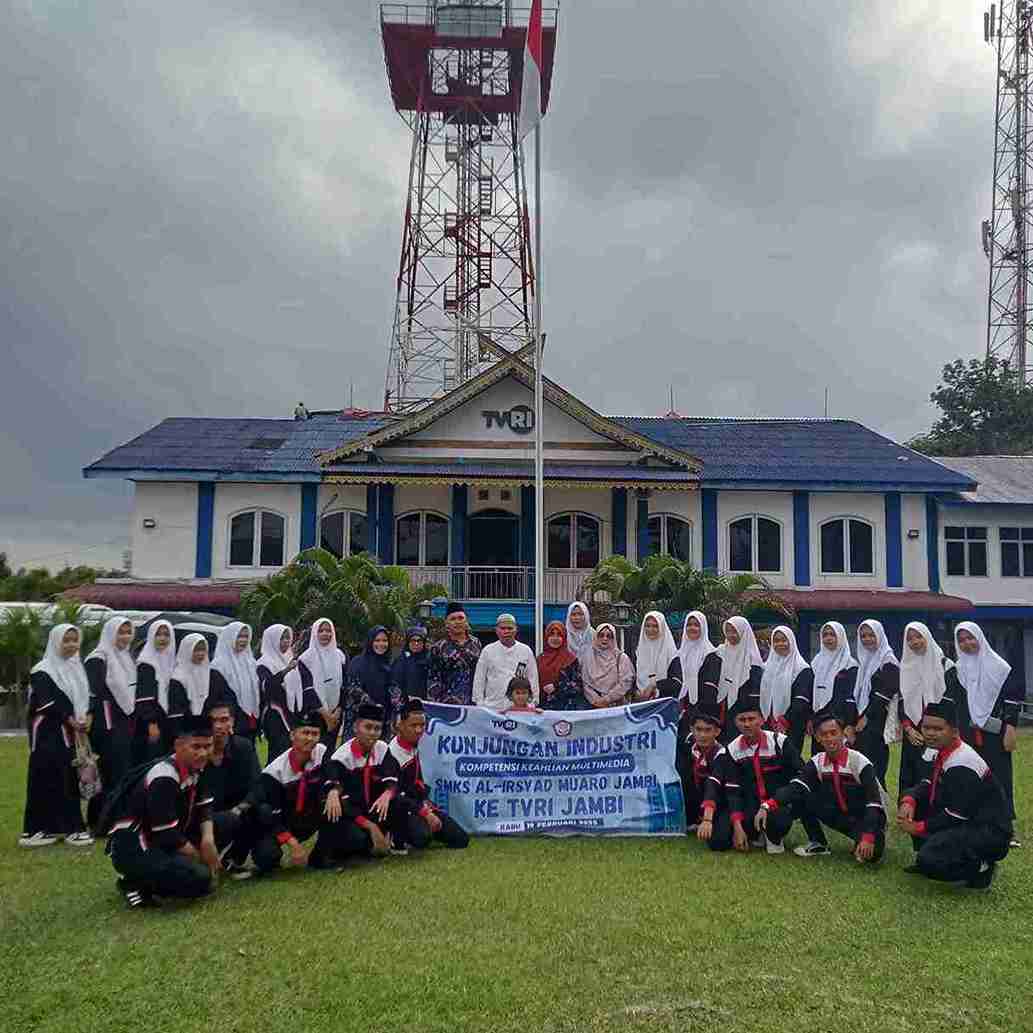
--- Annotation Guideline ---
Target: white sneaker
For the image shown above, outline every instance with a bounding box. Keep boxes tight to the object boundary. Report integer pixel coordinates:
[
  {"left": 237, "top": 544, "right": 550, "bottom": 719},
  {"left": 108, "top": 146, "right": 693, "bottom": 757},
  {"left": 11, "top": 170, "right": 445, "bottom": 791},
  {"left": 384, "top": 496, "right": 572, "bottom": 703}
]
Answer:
[
  {"left": 65, "top": 832, "right": 95, "bottom": 847},
  {"left": 229, "top": 868, "right": 254, "bottom": 881},
  {"left": 686, "top": 824, "right": 699, "bottom": 834},
  {"left": 765, "top": 836, "right": 786, "bottom": 855},
  {"left": 793, "top": 842, "right": 832, "bottom": 857},
  {"left": 18, "top": 832, "right": 59, "bottom": 848},
  {"left": 749, "top": 836, "right": 766, "bottom": 849}
]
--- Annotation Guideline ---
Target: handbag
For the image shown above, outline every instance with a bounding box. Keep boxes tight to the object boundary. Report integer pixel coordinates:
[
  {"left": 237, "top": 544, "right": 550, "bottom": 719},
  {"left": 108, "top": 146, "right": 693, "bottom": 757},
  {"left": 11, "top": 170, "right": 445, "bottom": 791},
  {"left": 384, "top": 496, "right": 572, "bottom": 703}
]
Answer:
[{"left": 72, "top": 731, "right": 102, "bottom": 801}]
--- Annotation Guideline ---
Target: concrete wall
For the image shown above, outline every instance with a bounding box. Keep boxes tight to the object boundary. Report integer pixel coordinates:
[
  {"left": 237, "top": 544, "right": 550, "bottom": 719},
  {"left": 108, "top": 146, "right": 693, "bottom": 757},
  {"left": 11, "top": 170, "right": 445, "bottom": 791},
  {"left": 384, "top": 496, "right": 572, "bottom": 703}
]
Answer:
[
  {"left": 902, "top": 494, "right": 927, "bottom": 589},
  {"left": 809, "top": 491, "right": 884, "bottom": 589},
  {"left": 939, "top": 502, "right": 1033, "bottom": 605},
  {"left": 211, "top": 483, "right": 301, "bottom": 578},
  {"left": 716, "top": 490, "right": 795, "bottom": 588},
  {"left": 131, "top": 482, "right": 198, "bottom": 579}
]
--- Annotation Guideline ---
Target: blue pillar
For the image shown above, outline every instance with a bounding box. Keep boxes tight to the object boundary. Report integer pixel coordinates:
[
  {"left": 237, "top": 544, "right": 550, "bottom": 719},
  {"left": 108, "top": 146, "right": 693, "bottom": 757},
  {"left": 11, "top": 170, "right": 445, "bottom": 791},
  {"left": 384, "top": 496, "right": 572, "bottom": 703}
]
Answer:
[
  {"left": 195, "top": 482, "right": 215, "bottom": 578},
  {"left": 925, "top": 496, "right": 940, "bottom": 593},
  {"left": 451, "top": 485, "right": 468, "bottom": 566},
  {"left": 366, "top": 485, "right": 378, "bottom": 555},
  {"left": 520, "top": 485, "right": 535, "bottom": 567},
  {"left": 885, "top": 491, "right": 903, "bottom": 588},
  {"left": 611, "top": 488, "right": 627, "bottom": 557},
  {"left": 792, "top": 490, "right": 810, "bottom": 587},
  {"left": 636, "top": 494, "right": 649, "bottom": 563},
  {"left": 701, "top": 488, "right": 718, "bottom": 572},
  {"left": 377, "top": 484, "right": 395, "bottom": 564},
  {"left": 300, "top": 484, "right": 318, "bottom": 552}
]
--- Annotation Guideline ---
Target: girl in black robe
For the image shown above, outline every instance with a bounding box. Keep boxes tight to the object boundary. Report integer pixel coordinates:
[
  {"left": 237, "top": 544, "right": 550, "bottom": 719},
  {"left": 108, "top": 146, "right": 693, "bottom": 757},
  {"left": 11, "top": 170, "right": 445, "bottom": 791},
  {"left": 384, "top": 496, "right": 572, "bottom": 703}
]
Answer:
[
  {"left": 20, "top": 623, "right": 93, "bottom": 846},
  {"left": 852, "top": 619, "right": 899, "bottom": 785},
  {"left": 209, "top": 621, "right": 261, "bottom": 744},
  {"left": 133, "top": 619, "right": 175, "bottom": 763},
  {"left": 167, "top": 632, "right": 213, "bottom": 737},
  {"left": 389, "top": 625, "right": 430, "bottom": 714},
  {"left": 257, "top": 623, "right": 297, "bottom": 762},
  {"left": 345, "top": 625, "right": 395, "bottom": 737},
  {"left": 85, "top": 615, "right": 137, "bottom": 826}
]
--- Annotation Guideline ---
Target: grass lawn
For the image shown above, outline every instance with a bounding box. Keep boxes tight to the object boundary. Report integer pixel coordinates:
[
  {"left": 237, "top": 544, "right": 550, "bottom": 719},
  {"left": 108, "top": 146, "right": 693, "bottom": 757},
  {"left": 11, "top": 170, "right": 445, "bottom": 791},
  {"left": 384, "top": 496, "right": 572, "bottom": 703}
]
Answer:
[{"left": 1, "top": 734, "right": 1030, "bottom": 1033}]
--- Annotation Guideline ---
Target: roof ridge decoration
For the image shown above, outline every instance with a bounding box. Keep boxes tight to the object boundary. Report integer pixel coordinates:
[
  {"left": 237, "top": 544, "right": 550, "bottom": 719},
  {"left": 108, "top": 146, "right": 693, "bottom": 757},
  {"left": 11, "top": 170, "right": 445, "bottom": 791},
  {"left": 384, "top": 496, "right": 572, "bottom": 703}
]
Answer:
[{"left": 316, "top": 353, "right": 704, "bottom": 473}]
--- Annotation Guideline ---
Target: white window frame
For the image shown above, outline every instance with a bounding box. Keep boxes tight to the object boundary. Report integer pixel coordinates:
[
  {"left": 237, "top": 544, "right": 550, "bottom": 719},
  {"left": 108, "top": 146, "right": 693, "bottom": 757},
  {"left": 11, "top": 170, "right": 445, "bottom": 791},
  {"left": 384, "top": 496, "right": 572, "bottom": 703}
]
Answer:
[
  {"left": 547, "top": 512, "right": 603, "bottom": 570},
  {"left": 227, "top": 508, "right": 288, "bottom": 570},
  {"left": 646, "top": 513, "right": 694, "bottom": 561},
  {"left": 1000, "top": 526, "right": 1033, "bottom": 578},
  {"left": 394, "top": 510, "right": 451, "bottom": 567},
  {"left": 726, "top": 514, "right": 783, "bottom": 574},
  {"left": 944, "top": 525, "right": 990, "bottom": 578},
  {"left": 818, "top": 516, "right": 876, "bottom": 576},
  {"left": 319, "top": 509, "right": 369, "bottom": 560}
]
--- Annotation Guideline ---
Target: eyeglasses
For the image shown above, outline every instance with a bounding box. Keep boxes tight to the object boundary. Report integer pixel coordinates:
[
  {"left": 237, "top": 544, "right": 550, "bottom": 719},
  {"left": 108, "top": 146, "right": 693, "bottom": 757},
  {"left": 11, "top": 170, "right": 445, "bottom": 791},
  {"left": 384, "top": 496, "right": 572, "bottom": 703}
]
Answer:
[{"left": 597, "top": 631, "right": 613, "bottom": 639}]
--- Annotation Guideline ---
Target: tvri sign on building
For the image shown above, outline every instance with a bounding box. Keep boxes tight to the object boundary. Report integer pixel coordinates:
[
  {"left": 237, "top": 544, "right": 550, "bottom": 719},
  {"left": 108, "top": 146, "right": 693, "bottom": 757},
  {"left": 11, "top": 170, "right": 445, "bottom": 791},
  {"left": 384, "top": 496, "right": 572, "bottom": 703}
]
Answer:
[{"left": 481, "top": 405, "right": 536, "bottom": 435}]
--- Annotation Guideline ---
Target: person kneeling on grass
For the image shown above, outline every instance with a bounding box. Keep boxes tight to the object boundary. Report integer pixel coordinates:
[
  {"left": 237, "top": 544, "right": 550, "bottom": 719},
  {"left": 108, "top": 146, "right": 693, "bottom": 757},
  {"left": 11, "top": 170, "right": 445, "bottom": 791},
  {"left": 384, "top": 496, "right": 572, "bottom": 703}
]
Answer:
[
  {"left": 897, "top": 698, "right": 1011, "bottom": 890},
  {"left": 754, "top": 710, "right": 887, "bottom": 863},
  {"left": 322, "top": 702, "right": 397, "bottom": 860},
  {"left": 103, "top": 713, "right": 219, "bottom": 909},
  {"left": 380, "top": 698, "right": 470, "bottom": 855},
  {"left": 718, "top": 703, "right": 814, "bottom": 854},
  {"left": 676, "top": 705, "right": 729, "bottom": 843},
  {"left": 250, "top": 710, "right": 339, "bottom": 874}
]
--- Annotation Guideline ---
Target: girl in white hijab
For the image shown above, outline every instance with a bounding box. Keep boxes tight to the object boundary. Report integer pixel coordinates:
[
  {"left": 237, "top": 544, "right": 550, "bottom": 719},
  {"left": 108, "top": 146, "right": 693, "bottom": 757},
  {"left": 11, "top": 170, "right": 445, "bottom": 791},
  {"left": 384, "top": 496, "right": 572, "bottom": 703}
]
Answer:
[
  {"left": 84, "top": 615, "right": 137, "bottom": 824},
  {"left": 897, "top": 621, "right": 949, "bottom": 799},
  {"left": 169, "top": 633, "right": 212, "bottom": 722},
  {"left": 677, "top": 611, "right": 717, "bottom": 708},
  {"left": 951, "top": 621, "right": 1018, "bottom": 840},
  {"left": 632, "top": 611, "right": 680, "bottom": 701},
  {"left": 258, "top": 624, "right": 297, "bottom": 760},
  {"left": 760, "top": 626, "right": 810, "bottom": 744},
  {"left": 716, "top": 616, "right": 763, "bottom": 729},
  {"left": 565, "top": 602, "right": 596, "bottom": 670},
  {"left": 853, "top": 619, "right": 899, "bottom": 783},
  {"left": 21, "top": 624, "right": 93, "bottom": 846},
  {"left": 288, "top": 618, "right": 347, "bottom": 748},
  {"left": 135, "top": 619, "right": 176, "bottom": 761},
  {"left": 210, "top": 621, "right": 261, "bottom": 741}
]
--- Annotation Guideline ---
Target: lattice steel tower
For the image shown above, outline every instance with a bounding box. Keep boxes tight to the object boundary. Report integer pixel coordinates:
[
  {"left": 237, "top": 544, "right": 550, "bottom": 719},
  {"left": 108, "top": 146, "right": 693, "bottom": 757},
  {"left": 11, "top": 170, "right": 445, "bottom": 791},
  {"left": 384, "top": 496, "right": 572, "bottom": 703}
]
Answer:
[
  {"left": 380, "top": 3, "right": 557, "bottom": 413},
  {"left": 983, "top": 2, "right": 1033, "bottom": 380}
]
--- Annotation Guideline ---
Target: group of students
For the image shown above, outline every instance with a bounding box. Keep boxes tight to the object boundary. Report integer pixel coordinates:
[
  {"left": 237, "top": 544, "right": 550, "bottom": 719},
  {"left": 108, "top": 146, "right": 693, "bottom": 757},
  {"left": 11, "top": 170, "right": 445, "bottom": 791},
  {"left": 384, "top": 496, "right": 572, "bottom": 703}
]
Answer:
[{"left": 17, "top": 601, "right": 1020, "bottom": 902}]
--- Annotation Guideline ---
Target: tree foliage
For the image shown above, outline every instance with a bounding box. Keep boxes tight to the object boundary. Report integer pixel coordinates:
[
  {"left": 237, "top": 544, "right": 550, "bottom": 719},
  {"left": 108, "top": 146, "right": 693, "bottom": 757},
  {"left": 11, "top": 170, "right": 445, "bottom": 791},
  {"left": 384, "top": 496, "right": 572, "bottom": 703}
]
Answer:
[
  {"left": 0, "top": 561, "right": 123, "bottom": 602},
  {"left": 237, "top": 549, "right": 447, "bottom": 654},
  {"left": 581, "top": 554, "right": 794, "bottom": 635},
  {"left": 908, "top": 356, "right": 1033, "bottom": 456}
]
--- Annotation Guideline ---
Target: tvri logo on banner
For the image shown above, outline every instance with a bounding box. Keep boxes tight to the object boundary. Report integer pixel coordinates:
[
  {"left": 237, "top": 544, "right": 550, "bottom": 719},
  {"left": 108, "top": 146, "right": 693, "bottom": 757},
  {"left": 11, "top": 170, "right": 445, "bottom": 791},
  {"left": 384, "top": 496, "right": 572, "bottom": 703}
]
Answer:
[
  {"left": 482, "top": 405, "right": 535, "bottom": 435},
  {"left": 419, "top": 700, "right": 686, "bottom": 837}
]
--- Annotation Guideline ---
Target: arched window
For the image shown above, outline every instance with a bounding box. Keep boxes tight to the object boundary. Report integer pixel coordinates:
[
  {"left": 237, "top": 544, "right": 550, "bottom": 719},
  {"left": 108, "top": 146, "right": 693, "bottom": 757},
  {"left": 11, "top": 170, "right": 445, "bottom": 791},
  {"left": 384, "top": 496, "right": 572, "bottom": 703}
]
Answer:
[
  {"left": 320, "top": 510, "right": 368, "bottom": 560},
  {"left": 728, "top": 515, "right": 782, "bottom": 573},
  {"left": 820, "top": 517, "right": 875, "bottom": 575},
  {"left": 646, "top": 514, "right": 692, "bottom": 561},
  {"left": 548, "top": 513, "right": 601, "bottom": 569},
  {"left": 229, "top": 510, "right": 286, "bottom": 568},
  {"left": 395, "top": 511, "right": 450, "bottom": 567}
]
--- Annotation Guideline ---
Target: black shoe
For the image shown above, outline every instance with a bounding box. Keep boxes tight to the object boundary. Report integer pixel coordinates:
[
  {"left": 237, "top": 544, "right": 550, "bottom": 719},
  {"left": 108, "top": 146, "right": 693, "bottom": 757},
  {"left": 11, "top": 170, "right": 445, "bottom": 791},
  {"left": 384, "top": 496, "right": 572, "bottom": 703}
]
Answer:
[
  {"left": 903, "top": 863, "right": 922, "bottom": 875},
  {"left": 965, "top": 862, "right": 996, "bottom": 889},
  {"left": 118, "top": 880, "right": 158, "bottom": 909}
]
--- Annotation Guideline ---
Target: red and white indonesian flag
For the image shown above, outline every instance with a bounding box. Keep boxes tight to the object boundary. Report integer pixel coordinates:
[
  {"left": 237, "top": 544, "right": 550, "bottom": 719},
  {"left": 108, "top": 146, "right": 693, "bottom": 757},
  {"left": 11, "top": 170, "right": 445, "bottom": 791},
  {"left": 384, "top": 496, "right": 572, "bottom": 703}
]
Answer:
[{"left": 517, "top": 0, "right": 544, "bottom": 141}]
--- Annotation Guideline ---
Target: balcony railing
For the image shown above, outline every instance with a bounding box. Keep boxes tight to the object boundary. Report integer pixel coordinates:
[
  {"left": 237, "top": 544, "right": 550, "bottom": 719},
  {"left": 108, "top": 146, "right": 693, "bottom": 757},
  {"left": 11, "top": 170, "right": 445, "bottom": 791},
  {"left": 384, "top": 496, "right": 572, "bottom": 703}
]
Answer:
[{"left": 403, "top": 565, "right": 596, "bottom": 602}]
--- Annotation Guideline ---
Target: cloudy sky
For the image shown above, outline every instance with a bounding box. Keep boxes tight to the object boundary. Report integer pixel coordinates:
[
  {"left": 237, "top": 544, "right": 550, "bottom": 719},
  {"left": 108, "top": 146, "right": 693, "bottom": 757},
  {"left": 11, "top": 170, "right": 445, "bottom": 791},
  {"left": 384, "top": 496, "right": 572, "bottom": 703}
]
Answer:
[{"left": 2, "top": 1, "right": 992, "bottom": 569}]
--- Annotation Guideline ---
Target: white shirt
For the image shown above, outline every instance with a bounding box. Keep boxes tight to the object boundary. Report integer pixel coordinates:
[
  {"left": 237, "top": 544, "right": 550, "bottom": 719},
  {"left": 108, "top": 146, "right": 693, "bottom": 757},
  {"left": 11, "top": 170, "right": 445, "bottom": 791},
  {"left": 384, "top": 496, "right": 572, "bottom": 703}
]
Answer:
[{"left": 472, "top": 640, "right": 540, "bottom": 711}]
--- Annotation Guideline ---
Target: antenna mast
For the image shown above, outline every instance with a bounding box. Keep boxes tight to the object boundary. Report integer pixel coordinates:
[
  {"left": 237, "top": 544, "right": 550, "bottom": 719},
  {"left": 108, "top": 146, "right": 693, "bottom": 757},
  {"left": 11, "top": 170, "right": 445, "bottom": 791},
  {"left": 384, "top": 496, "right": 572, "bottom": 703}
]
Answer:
[{"left": 983, "top": 2, "right": 1033, "bottom": 381}]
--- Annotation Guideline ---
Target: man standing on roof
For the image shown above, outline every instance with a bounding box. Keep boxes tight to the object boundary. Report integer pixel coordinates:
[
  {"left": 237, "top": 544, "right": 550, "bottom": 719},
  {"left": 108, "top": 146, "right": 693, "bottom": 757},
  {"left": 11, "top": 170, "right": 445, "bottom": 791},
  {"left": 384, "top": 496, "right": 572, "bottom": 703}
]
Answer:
[{"left": 473, "top": 613, "right": 539, "bottom": 711}]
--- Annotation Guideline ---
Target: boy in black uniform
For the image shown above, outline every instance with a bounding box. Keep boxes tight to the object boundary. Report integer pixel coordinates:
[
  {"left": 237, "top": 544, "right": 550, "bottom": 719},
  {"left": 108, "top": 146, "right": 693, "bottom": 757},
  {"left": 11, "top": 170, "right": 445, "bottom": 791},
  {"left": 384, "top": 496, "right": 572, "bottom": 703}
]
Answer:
[
  {"left": 755, "top": 710, "right": 887, "bottom": 862},
  {"left": 250, "top": 710, "right": 338, "bottom": 873},
  {"left": 675, "top": 704, "right": 729, "bottom": 843},
  {"left": 381, "top": 699, "right": 469, "bottom": 853},
  {"left": 204, "top": 702, "right": 262, "bottom": 876},
  {"left": 105, "top": 713, "right": 219, "bottom": 908},
  {"left": 716, "top": 703, "right": 811, "bottom": 854},
  {"left": 898, "top": 699, "right": 1011, "bottom": 889},
  {"left": 323, "top": 702, "right": 396, "bottom": 859}
]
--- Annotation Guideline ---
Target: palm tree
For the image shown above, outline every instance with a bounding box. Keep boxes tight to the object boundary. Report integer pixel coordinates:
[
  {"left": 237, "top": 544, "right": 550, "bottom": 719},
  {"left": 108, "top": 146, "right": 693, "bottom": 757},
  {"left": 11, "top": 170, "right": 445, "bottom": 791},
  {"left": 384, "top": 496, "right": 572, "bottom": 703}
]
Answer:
[
  {"left": 238, "top": 548, "right": 446, "bottom": 654},
  {"left": 582, "top": 555, "right": 793, "bottom": 638}
]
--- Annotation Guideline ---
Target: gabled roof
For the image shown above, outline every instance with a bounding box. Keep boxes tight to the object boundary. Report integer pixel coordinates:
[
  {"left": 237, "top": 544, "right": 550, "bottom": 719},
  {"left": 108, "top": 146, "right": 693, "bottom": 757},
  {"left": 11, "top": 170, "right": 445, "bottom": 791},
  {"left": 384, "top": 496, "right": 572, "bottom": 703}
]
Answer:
[
  {"left": 315, "top": 353, "right": 703, "bottom": 473},
  {"left": 611, "top": 417, "right": 977, "bottom": 490},
  {"left": 935, "top": 455, "right": 1033, "bottom": 504}
]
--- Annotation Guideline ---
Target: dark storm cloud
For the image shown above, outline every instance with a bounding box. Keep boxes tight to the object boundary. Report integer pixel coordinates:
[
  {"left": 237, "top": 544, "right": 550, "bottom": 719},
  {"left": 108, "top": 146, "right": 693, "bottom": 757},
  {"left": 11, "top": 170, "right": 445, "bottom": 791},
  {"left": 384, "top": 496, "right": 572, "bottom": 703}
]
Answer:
[{"left": 0, "top": 1, "right": 993, "bottom": 564}]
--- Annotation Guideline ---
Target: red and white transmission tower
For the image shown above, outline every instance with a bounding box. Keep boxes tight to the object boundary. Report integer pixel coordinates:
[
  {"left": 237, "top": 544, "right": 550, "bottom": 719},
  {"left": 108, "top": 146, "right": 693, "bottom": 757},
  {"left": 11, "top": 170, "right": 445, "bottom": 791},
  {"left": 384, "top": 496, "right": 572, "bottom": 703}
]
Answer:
[
  {"left": 983, "top": 2, "right": 1033, "bottom": 380},
  {"left": 380, "top": 3, "right": 558, "bottom": 413}
]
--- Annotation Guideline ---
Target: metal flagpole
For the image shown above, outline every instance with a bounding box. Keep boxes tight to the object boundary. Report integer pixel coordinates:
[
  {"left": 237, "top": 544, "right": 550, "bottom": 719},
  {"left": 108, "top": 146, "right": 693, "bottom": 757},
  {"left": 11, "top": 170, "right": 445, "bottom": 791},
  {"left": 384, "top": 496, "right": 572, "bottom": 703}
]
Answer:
[{"left": 533, "top": 121, "right": 545, "bottom": 655}]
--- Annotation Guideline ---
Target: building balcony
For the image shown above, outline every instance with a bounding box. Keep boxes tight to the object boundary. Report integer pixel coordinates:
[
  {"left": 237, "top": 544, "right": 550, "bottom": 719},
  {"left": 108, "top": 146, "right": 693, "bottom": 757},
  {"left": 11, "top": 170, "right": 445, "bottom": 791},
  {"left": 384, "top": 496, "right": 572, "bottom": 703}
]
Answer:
[{"left": 403, "top": 565, "right": 598, "bottom": 603}]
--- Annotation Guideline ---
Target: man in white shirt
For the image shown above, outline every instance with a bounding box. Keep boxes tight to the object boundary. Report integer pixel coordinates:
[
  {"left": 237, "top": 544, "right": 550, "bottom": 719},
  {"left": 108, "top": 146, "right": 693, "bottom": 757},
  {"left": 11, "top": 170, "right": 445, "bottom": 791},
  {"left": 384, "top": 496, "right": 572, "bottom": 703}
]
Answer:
[{"left": 472, "top": 613, "right": 539, "bottom": 711}]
